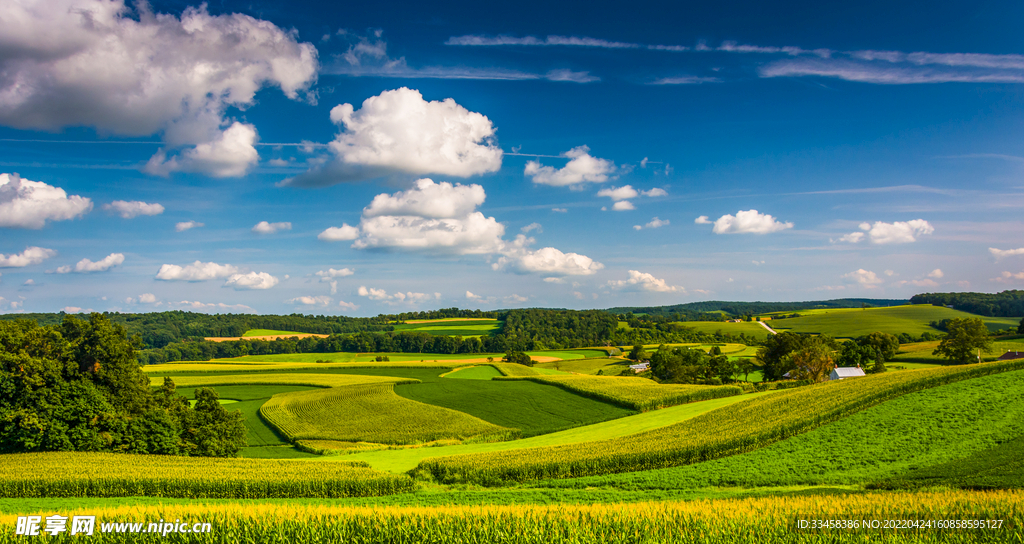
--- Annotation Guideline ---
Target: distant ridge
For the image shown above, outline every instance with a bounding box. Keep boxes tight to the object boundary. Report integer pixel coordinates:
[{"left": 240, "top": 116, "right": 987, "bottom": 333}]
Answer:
[{"left": 605, "top": 298, "right": 910, "bottom": 318}]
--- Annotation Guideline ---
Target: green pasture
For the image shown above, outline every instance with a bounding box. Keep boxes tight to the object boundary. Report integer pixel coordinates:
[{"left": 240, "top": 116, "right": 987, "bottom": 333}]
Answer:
[
  {"left": 892, "top": 338, "right": 1024, "bottom": 364},
  {"left": 442, "top": 366, "right": 503, "bottom": 380},
  {"left": 335, "top": 392, "right": 773, "bottom": 473},
  {"left": 533, "top": 357, "right": 629, "bottom": 375},
  {"left": 392, "top": 319, "right": 502, "bottom": 337},
  {"left": 242, "top": 329, "right": 308, "bottom": 337},
  {"left": 543, "top": 369, "right": 1024, "bottom": 491},
  {"left": 764, "top": 304, "right": 1021, "bottom": 338},
  {"left": 670, "top": 321, "right": 772, "bottom": 340}
]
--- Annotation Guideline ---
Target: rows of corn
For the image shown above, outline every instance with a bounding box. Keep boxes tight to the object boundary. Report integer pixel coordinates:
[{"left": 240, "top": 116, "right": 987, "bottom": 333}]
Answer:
[
  {"left": 0, "top": 452, "right": 414, "bottom": 498},
  {"left": 1, "top": 491, "right": 1019, "bottom": 543},
  {"left": 260, "top": 383, "right": 515, "bottom": 445},
  {"left": 418, "top": 359, "right": 1024, "bottom": 485},
  {"left": 494, "top": 374, "right": 743, "bottom": 411},
  {"left": 147, "top": 373, "right": 418, "bottom": 389}
]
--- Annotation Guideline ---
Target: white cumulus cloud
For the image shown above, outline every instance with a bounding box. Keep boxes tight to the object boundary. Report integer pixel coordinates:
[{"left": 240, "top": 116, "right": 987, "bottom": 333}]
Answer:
[
  {"left": 927, "top": 269, "right": 944, "bottom": 279},
  {"left": 0, "top": 246, "right": 56, "bottom": 268},
  {"left": 318, "top": 224, "right": 360, "bottom": 241},
  {"left": 69, "top": 253, "right": 125, "bottom": 273},
  {"left": 156, "top": 261, "right": 239, "bottom": 281},
  {"left": 608, "top": 270, "right": 685, "bottom": 293},
  {"left": 640, "top": 188, "right": 668, "bottom": 197},
  {"left": 363, "top": 178, "right": 486, "bottom": 219},
  {"left": 104, "top": 200, "right": 164, "bottom": 219},
  {"left": 139, "top": 293, "right": 158, "bottom": 304},
  {"left": 252, "top": 221, "right": 292, "bottom": 234},
  {"left": 175, "top": 221, "right": 204, "bottom": 232},
  {"left": 521, "top": 222, "right": 543, "bottom": 234},
  {"left": 597, "top": 185, "right": 638, "bottom": 201},
  {"left": 710, "top": 210, "right": 793, "bottom": 234},
  {"left": 338, "top": 300, "right": 359, "bottom": 311},
  {"left": 525, "top": 146, "right": 616, "bottom": 187},
  {"left": 993, "top": 271, "right": 1024, "bottom": 283},
  {"left": 173, "top": 300, "right": 255, "bottom": 313},
  {"left": 842, "top": 269, "right": 884, "bottom": 286},
  {"left": 493, "top": 236, "right": 604, "bottom": 277},
  {"left": 611, "top": 201, "right": 635, "bottom": 211},
  {"left": 316, "top": 268, "right": 355, "bottom": 280},
  {"left": 694, "top": 215, "right": 711, "bottom": 224},
  {"left": 0, "top": 1, "right": 317, "bottom": 178},
  {"left": 357, "top": 286, "right": 439, "bottom": 304},
  {"left": 287, "top": 295, "right": 333, "bottom": 306},
  {"left": 990, "top": 247, "right": 1024, "bottom": 260},
  {"left": 0, "top": 173, "right": 92, "bottom": 228},
  {"left": 224, "top": 271, "right": 279, "bottom": 290},
  {"left": 845, "top": 219, "right": 934, "bottom": 244},
  {"left": 285, "top": 87, "right": 501, "bottom": 186}
]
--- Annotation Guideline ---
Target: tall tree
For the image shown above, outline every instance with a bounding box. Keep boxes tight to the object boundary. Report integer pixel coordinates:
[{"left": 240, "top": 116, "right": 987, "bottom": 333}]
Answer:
[{"left": 932, "top": 317, "right": 993, "bottom": 364}]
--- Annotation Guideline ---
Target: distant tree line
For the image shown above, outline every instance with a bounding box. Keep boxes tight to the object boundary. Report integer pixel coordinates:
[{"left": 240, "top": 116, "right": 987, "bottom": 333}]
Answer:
[
  {"left": 381, "top": 307, "right": 503, "bottom": 321},
  {"left": 0, "top": 315, "right": 246, "bottom": 456},
  {"left": 605, "top": 298, "right": 909, "bottom": 319},
  {"left": 910, "top": 290, "right": 1024, "bottom": 317}
]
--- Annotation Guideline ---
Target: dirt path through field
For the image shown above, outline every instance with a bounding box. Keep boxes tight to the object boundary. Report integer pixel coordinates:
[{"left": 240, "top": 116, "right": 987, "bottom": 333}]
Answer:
[{"left": 757, "top": 321, "right": 777, "bottom": 335}]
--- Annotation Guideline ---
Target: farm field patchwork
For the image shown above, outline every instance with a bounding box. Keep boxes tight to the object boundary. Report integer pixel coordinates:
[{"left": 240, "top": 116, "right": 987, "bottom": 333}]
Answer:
[
  {"left": 539, "top": 369, "right": 1024, "bottom": 490},
  {"left": 495, "top": 374, "right": 743, "bottom": 411},
  {"left": 532, "top": 357, "right": 629, "bottom": 375},
  {"left": 392, "top": 319, "right": 502, "bottom": 337},
  {"left": 418, "top": 359, "right": 1024, "bottom": 484},
  {"left": 670, "top": 321, "right": 773, "bottom": 339},
  {"left": 763, "top": 304, "right": 1021, "bottom": 338},
  {"left": 260, "top": 383, "right": 511, "bottom": 444},
  {"left": 242, "top": 329, "right": 307, "bottom": 337},
  {"left": 892, "top": 338, "right": 1024, "bottom": 364},
  {"left": 149, "top": 373, "right": 418, "bottom": 389},
  {"left": 174, "top": 385, "right": 319, "bottom": 450}
]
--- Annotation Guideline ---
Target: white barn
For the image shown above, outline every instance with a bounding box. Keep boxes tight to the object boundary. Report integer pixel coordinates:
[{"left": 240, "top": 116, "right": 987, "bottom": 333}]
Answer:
[{"left": 829, "top": 366, "right": 866, "bottom": 381}]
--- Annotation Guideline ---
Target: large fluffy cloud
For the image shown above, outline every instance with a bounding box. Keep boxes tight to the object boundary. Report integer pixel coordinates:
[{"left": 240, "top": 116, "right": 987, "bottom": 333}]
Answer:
[
  {"left": 837, "top": 220, "right": 934, "bottom": 244},
  {"left": 608, "top": 270, "right": 685, "bottom": 293},
  {"left": 0, "top": 173, "right": 92, "bottom": 228},
  {"left": 103, "top": 200, "right": 164, "bottom": 219},
  {"left": 0, "top": 246, "right": 56, "bottom": 267},
  {"left": 351, "top": 179, "right": 505, "bottom": 254},
  {"left": 224, "top": 271, "right": 279, "bottom": 290},
  {"left": 156, "top": 261, "right": 239, "bottom": 281},
  {"left": 493, "top": 236, "right": 604, "bottom": 277},
  {"left": 284, "top": 88, "right": 501, "bottom": 186},
  {"left": 0, "top": 0, "right": 317, "bottom": 177},
  {"left": 710, "top": 210, "right": 793, "bottom": 234},
  {"left": 525, "top": 146, "right": 616, "bottom": 187}
]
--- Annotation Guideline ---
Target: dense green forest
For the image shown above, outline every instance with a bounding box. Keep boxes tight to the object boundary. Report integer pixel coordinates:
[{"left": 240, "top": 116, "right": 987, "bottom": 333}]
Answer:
[
  {"left": 910, "top": 290, "right": 1024, "bottom": 317},
  {"left": 0, "top": 315, "right": 246, "bottom": 456},
  {"left": 607, "top": 298, "right": 909, "bottom": 319}
]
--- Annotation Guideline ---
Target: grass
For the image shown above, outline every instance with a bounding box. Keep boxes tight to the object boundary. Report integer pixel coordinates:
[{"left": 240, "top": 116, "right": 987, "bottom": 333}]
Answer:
[
  {"left": 175, "top": 385, "right": 320, "bottom": 448},
  {"left": 891, "top": 338, "right": 1024, "bottom": 364},
  {"left": 533, "top": 357, "right": 630, "bottom": 375},
  {"left": 873, "top": 435, "right": 1024, "bottom": 490},
  {"left": 417, "top": 359, "right": 1024, "bottom": 484},
  {"left": 242, "top": 329, "right": 309, "bottom": 337},
  {"left": 337, "top": 393, "right": 772, "bottom": 473},
  {"left": 392, "top": 319, "right": 502, "bottom": 337},
  {"left": 527, "top": 349, "right": 609, "bottom": 360},
  {"left": 670, "top": 321, "right": 772, "bottom": 339},
  {"left": 261, "top": 383, "right": 513, "bottom": 445},
  {"left": 540, "top": 369, "right": 1024, "bottom": 491},
  {"left": 395, "top": 376, "right": 634, "bottom": 438},
  {"left": 763, "top": 304, "right": 1021, "bottom": 338},
  {"left": 495, "top": 375, "right": 743, "bottom": 411},
  {"left": 441, "top": 366, "right": 503, "bottom": 379}
]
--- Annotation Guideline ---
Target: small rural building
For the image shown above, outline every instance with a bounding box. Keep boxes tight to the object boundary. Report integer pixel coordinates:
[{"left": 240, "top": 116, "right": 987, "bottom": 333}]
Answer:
[
  {"left": 629, "top": 362, "right": 650, "bottom": 373},
  {"left": 829, "top": 367, "right": 866, "bottom": 381},
  {"left": 998, "top": 351, "right": 1024, "bottom": 361}
]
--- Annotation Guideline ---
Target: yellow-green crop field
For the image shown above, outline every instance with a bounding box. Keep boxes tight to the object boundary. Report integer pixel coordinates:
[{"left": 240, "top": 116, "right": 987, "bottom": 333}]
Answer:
[
  {"left": 260, "top": 384, "right": 513, "bottom": 444},
  {"left": 148, "top": 373, "right": 418, "bottom": 389},
  {"left": 670, "top": 321, "right": 773, "bottom": 339},
  {"left": 496, "top": 375, "right": 743, "bottom": 411},
  {"left": 420, "top": 358, "right": 1024, "bottom": 484},
  {"left": 0, "top": 452, "right": 412, "bottom": 499},
  {"left": 763, "top": 304, "right": 1021, "bottom": 337},
  {"left": 1, "top": 491, "right": 1020, "bottom": 543}
]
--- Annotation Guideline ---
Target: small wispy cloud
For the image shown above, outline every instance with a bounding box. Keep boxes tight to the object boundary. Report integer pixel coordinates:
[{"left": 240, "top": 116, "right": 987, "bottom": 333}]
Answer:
[
  {"left": 649, "top": 76, "right": 721, "bottom": 85},
  {"left": 446, "top": 35, "right": 640, "bottom": 49}
]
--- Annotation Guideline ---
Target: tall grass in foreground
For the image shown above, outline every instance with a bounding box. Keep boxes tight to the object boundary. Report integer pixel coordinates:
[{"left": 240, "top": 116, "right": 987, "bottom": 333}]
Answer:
[
  {"left": 419, "top": 359, "right": 1024, "bottom": 485},
  {"left": 0, "top": 452, "right": 413, "bottom": 498},
  {"left": 0, "top": 491, "right": 1019, "bottom": 543}
]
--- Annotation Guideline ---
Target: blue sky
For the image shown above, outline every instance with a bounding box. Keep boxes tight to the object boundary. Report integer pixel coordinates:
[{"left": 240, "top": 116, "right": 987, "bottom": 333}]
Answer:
[{"left": 1, "top": 0, "right": 1022, "bottom": 316}]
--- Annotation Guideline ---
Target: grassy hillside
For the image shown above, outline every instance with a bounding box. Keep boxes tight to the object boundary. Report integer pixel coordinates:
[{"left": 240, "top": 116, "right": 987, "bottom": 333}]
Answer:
[
  {"left": 764, "top": 304, "right": 1021, "bottom": 338},
  {"left": 670, "top": 321, "right": 772, "bottom": 340},
  {"left": 540, "top": 369, "right": 1024, "bottom": 490},
  {"left": 392, "top": 319, "right": 502, "bottom": 337}
]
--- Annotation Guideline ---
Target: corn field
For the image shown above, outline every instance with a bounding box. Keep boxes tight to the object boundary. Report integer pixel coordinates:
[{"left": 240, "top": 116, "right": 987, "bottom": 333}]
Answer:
[
  {"left": 419, "top": 359, "right": 1024, "bottom": 485},
  {"left": 0, "top": 490, "right": 1019, "bottom": 543},
  {"left": 0, "top": 452, "right": 413, "bottom": 498}
]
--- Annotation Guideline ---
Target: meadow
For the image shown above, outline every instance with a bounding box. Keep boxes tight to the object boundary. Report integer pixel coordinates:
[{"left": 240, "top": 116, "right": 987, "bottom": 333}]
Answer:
[
  {"left": 391, "top": 318, "right": 502, "bottom": 337},
  {"left": 763, "top": 304, "right": 1021, "bottom": 338},
  {"left": 669, "top": 320, "right": 773, "bottom": 339}
]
